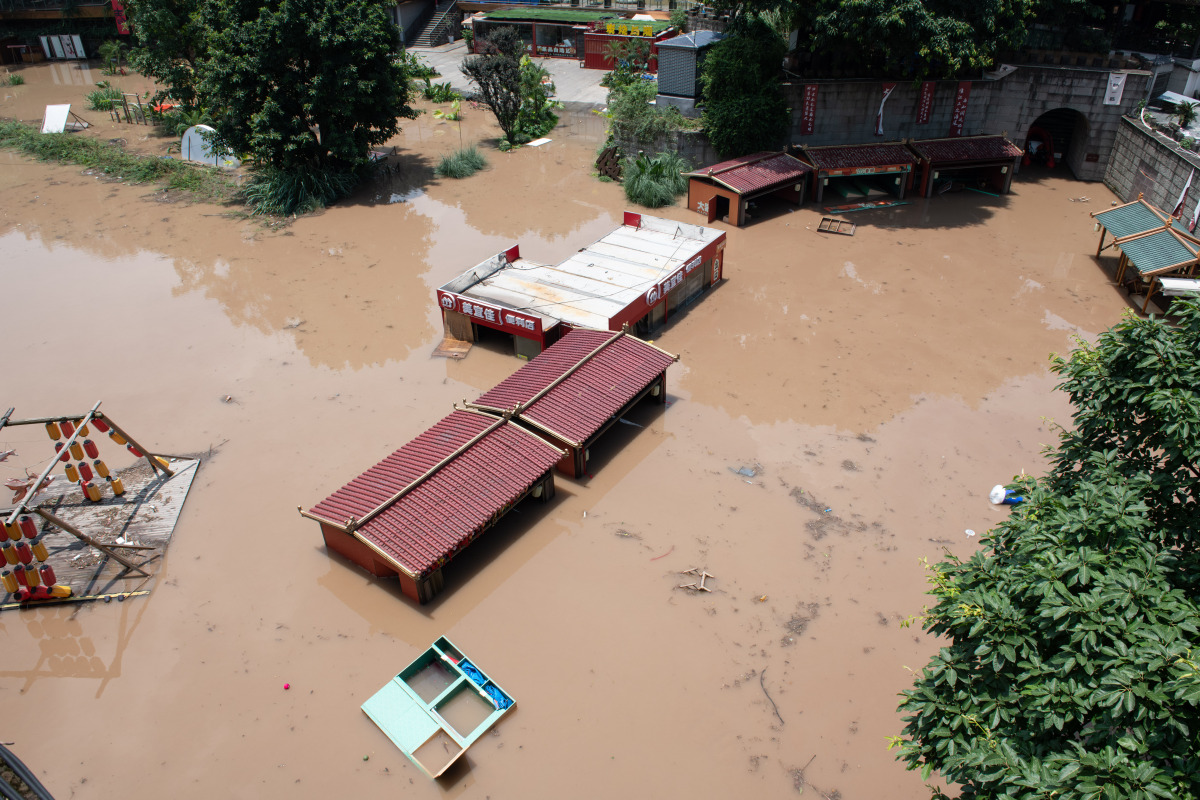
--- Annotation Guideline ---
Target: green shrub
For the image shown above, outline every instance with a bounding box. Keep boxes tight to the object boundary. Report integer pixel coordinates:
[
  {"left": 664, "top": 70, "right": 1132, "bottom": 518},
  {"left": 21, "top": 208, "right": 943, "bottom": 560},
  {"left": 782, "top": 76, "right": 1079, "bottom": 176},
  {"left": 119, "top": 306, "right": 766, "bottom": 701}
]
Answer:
[
  {"left": 156, "top": 106, "right": 212, "bottom": 137},
  {"left": 622, "top": 151, "right": 688, "bottom": 208},
  {"left": 420, "top": 78, "right": 461, "bottom": 103},
  {"left": 435, "top": 146, "right": 487, "bottom": 179},
  {"left": 398, "top": 49, "right": 438, "bottom": 80},
  {"left": 6, "top": 73, "right": 24, "bottom": 86},
  {"left": 669, "top": 8, "right": 688, "bottom": 32},
  {"left": 86, "top": 82, "right": 124, "bottom": 111},
  {"left": 608, "top": 80, "right": 691, "bottom": 148},
  {"left": 242, "top": 165, "right": 357, "bottom": 215}
]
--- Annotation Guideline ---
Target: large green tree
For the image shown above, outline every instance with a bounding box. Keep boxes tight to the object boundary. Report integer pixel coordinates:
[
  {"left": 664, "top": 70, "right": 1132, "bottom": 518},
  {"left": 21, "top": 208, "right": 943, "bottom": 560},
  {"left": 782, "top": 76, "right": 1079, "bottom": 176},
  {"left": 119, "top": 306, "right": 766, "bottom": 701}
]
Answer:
[
  {"left": 700, "top": 16, "right": 789, "bottom": 157},
  {"left": 123, "top": 0, "right": 206, "bottom": 108},
  {"left": 893, "top": 303, "right": 1200, "bottom": 800},
  {"left": 198, "top": 0, "right": 414, "bottom": 173}
]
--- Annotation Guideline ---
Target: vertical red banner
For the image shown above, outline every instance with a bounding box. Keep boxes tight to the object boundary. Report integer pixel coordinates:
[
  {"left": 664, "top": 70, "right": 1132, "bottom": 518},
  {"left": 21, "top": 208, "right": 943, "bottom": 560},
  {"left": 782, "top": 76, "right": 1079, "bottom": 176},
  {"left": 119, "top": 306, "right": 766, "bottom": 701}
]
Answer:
[
  {"left": 949, "top": 81, "right": 972, "bottom": 137},
  {"left": 800, "top": 85, "right": 819, "bottom": 136},
  {"left": 916, "top": 81, "right": 935, "bottom": 125},
  {"left": 111, "top": 0, "right": 130, "bottom": 34}
]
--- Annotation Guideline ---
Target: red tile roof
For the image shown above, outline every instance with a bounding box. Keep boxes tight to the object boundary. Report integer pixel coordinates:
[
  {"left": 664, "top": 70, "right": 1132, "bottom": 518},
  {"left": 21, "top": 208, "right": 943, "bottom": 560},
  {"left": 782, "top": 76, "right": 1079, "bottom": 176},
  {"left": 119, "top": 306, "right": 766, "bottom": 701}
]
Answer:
[
  {"left": 684, "top": 152, "right": 812, "bottom": 196},
  {"left": 470, "top": 329, "right": 678, "bottom": 447},
  {"left": 800, "top": 143, "right": 917, "bottom": 171},
  {"left": 308, "top": 409, "right": 562, "bottom": 577},
  {"left": 908, "top": 136, "right": 1023, "bottom": 163}
]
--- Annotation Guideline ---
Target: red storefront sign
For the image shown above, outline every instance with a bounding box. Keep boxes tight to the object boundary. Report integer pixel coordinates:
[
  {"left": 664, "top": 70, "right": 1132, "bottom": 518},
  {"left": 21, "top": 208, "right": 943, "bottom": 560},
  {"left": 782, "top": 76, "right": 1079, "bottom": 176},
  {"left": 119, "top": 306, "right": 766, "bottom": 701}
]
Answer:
[
  {"left": 644, "top": 253, "right": 704, "bottom": 307},
  {"left": 916, "top": 81, "right": 935, "bottom": 124},
  {"left": 949, "top": 81, "right": 972, "bottom": 137},
  {"left": 800, "top": 85, "right": 819, "bottom": 136},
  {"left": 111, "top": 0, "right": 130, "bottom": 34},
  {"left": 437, "top": 291, "right": 543, "bottom": 337}
]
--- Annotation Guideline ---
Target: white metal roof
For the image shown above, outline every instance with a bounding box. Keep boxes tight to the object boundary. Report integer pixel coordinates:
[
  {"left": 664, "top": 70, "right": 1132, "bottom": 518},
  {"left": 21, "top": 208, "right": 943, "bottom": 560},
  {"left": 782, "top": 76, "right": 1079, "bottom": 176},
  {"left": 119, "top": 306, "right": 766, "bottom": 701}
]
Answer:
[{"left": 439, "top": 215, "right": 723, "bottom": 331}]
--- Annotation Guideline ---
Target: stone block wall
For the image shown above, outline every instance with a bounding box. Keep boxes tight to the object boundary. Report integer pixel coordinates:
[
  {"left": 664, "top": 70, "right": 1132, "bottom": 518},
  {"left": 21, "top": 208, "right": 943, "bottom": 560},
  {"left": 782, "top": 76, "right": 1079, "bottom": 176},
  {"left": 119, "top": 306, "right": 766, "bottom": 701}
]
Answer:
[
  {"left": 1104, "top": 116, "right": 1200, "bottom": 213},
  {"left": 783, "top": 66, "right": 1151, "bottom": 182}
]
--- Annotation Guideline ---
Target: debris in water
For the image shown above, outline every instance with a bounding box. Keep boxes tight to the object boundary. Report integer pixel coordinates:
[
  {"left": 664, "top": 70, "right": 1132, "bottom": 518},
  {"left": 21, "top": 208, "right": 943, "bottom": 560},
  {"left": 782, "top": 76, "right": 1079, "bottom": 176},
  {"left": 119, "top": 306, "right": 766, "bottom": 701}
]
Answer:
[
  {"left": 759, "top": 668, "right": 784, "bottom": 725},
  {"left": 617, "top": 418, "right": 643, "bottom": 428},
  {"left": 650, "top": 546, "right": 674, "bottom": 560},
  {"left": 678, "top": 568, "right": 715, "bottom": 592},
  {"left": 728, "top": 463, "right": 762, "bottom": 478},
  {"left": 965, "top": 529, "right": 976, "bottom": 537},
  {"left": 0, "top": 449, "right": 16, "bottom": 463}
]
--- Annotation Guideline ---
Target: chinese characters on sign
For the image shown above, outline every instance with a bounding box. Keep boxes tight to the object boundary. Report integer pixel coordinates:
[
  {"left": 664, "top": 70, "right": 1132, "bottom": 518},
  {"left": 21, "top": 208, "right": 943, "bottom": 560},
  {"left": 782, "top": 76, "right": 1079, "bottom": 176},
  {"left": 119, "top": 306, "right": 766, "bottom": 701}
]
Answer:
[
  {"left": 438, "top": 292, "right": 540, "bottom": 335},
  {"left": 949, "top": 81, "right": 971, "bottom": 137},
  {"left": 111, "top": 0, "right": 130, "bottom": 34},
  {"left": 800, "top": 85, "right": 819, "bottom": 136},
  {"left": 647, "top": 254, "right": 704, "bottom": 306},
  {"left": 916, "top": 81, "right": 934, "bottom": 125},
  {"left": 1103, "top": 73, "right": 1127, "bottom": 106}
]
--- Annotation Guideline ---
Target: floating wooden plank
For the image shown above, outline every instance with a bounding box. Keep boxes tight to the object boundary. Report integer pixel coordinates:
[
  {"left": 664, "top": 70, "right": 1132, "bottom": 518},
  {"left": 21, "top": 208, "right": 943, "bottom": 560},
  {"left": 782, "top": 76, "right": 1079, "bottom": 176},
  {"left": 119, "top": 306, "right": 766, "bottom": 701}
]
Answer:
[
  {"left": 0, "top": 457, "right": 199, "bottom": 610},
  {"left": 431, "top": 335, "right": 473, "bottom": 360},
  {"left": 823, "top": 199, "right": 910, "bottom": 214},
  {"left": 817, "top": 217, "right": 856, "bottom": 236}
]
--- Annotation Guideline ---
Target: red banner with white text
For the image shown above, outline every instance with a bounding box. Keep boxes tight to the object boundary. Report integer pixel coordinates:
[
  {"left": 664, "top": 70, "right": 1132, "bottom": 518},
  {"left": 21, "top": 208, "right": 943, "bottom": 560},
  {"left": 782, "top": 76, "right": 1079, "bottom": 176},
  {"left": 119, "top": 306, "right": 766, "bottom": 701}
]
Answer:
[
  {"left": 800, "top": 85, "right": 818, "bottom": 136},
  {"left": 949, "top": 81, "right": 971, "bottom": 137},
  {"left": 916, "top": 81, "right": 935, "bottom": 125}
]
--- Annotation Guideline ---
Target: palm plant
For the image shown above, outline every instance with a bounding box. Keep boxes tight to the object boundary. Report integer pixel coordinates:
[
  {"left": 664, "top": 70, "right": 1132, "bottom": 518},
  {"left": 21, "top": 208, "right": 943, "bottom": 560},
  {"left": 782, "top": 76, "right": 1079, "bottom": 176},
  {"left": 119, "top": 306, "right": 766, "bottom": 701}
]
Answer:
[{"left": 1176, "top": 100, "right": 1198, "bottom": 131}]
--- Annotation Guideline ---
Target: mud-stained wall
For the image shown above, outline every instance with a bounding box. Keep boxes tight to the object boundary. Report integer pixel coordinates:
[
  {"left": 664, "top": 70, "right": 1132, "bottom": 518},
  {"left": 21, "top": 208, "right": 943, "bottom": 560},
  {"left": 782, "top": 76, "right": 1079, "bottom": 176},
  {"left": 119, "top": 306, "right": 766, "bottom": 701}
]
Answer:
[
  {"left": 1104, "top": 116, "right": 1200, "bottom": 209},
  {"left": 783, "top": 66, "right": 1151, "bottom": 182}
]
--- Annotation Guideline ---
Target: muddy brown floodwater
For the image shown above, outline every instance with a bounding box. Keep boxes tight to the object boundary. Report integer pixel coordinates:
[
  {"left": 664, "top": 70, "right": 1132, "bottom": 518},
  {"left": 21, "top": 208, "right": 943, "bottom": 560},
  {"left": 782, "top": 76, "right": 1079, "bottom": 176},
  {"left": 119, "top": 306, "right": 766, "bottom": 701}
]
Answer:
[{"left": 1, "top": 61, "right": 1135, "bottom": 799}]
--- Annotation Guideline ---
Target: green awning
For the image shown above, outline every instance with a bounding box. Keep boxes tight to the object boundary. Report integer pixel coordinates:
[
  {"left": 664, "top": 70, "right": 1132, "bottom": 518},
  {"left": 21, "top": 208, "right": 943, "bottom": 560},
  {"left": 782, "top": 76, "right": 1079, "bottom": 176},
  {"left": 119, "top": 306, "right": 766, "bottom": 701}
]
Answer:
[
  {"left": 1119, "top": 229, "right": 1198, "bottom": 276},
  {"left": 1094, "top": 200, "right": 1166, "bottom": 238}
]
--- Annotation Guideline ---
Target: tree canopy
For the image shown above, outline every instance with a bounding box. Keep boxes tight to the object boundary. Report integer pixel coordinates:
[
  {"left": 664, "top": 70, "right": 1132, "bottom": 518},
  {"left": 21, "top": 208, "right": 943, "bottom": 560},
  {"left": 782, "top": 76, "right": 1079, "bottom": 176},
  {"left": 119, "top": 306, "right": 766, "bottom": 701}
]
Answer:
[
  {"left": 461, "top": 27, "right": 558, "bottom": 148},
  {"left": 123, "top": 0, "right": 206, "bottom": 108},
  {"left": 700, "top": 16, "right": 789, "bottom": 157},
  {"left": 893, "top": 302, "right": 1200, "bottom": 800},
  {"left": 198, "top": 0, "right": 414, "bottom": 173}
]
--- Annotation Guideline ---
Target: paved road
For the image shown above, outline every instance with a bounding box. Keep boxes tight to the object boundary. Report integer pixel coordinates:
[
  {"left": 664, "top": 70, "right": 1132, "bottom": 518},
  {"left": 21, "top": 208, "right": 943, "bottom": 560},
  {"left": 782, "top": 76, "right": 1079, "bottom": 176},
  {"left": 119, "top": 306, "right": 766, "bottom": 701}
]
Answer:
[{"left": 413, "top": 41, "right": 610, "bottom": 110}]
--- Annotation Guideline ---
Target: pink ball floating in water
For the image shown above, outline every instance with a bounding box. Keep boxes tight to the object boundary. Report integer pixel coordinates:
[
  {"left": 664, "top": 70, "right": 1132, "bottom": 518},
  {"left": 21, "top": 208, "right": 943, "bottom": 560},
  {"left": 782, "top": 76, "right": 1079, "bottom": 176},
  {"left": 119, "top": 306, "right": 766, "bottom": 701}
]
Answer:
[{"left": 284, "top": 683, "right": 290, "bottom": 690}]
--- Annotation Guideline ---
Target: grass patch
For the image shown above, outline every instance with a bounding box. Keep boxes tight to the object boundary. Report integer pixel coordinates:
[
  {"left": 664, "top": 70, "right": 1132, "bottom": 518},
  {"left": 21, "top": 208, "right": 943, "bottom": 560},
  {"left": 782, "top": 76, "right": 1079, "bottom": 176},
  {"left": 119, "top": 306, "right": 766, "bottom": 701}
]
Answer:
[
  {"left": 85, "top": 82, "right": 124, "bottom": 111},
  {"left": 0, "top": 118, "right": 235, "bottom": 202},
  {"left": 6, "top": 74, "right": 24, "bottom": 86},
  {"left": 435, "top": 146, "right": 488, "bottom": 179},
  {"left": 622, "top": 150, "right": 689, "bottom": 208},
  {"left": 242, "top": 165, "right": 357, "bottom": 215}
]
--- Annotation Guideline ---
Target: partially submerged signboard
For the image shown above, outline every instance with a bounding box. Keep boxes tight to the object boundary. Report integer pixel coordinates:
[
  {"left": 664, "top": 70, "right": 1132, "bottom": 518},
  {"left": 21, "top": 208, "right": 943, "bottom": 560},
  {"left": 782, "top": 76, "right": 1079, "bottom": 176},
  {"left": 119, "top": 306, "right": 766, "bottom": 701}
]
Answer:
[
  {"left": 40, "top": 105, "right": 89, "bottom": 134},
  {"left": 180, "top": 125, "right": 240, "bottom": 169}
]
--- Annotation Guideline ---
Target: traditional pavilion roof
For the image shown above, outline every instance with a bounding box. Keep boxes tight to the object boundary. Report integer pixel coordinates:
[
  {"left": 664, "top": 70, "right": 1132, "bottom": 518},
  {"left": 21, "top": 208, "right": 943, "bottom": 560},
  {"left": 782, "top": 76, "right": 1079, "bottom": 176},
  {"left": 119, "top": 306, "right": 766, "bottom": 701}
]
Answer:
[
  {"left": 907, "top": 135, "right": 1023, "bottom": 163},
  {"left": 469, "top": 329, "right": 678, "bottom": 447},
  {"left": 307, "top": 409, "right": 563, "bottom": 578},
  {"left": 684, "top": 152, "right": 812, "bottom": 196}
]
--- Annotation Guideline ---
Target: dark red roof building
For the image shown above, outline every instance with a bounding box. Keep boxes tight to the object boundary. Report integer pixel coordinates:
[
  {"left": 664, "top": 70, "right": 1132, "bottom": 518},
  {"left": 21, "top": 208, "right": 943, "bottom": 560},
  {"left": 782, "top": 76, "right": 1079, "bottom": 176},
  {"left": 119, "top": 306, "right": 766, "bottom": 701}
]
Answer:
[
  {"left": 907, "top": 135, "right": 1024, "bottom": 197},
  {"left": 303, "top": 409, "right": 563, "bottom": 604},
  {"left": 468, "top": 328, "right": 678, "bottom": 476},
  {"left": 683, "top": 152, "right": 812, "bottom": 226},
  {"left": 797, "top": 142, "right": 918, "bottom": 203}
]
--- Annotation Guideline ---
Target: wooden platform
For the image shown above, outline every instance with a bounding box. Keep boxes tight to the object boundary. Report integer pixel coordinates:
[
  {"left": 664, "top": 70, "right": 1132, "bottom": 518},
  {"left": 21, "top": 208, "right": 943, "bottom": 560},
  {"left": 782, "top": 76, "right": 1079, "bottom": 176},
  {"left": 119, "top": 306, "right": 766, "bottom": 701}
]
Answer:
[
  {"left": 1, "top": 457, "right": 199, "bottom": 610},
  {"left": 431, "top": 334, "right": 473, "bottom": 360}
]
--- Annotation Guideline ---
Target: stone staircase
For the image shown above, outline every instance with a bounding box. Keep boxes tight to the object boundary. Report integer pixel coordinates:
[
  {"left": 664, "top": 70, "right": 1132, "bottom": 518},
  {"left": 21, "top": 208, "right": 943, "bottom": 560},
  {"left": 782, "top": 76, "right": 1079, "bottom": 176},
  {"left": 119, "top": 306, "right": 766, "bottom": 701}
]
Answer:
[{"left": 409, "top": 0, "right": 458, "bottom": 48}]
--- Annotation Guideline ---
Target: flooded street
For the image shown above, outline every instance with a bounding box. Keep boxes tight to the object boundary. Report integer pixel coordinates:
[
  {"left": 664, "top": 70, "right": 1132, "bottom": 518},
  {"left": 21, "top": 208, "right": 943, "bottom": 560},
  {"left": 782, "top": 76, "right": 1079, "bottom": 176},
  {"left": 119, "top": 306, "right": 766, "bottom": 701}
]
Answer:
[{"left": 0, "top": 62, "right": 1133, "bottom": 798}]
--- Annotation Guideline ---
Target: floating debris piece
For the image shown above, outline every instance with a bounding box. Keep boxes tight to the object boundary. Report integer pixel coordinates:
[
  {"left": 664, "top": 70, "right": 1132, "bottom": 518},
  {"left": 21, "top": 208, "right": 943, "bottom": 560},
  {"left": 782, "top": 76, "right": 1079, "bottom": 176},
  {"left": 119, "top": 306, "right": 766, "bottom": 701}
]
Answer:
[{"left": 728, "top": 463, "right": 762, "bottom": 478}]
